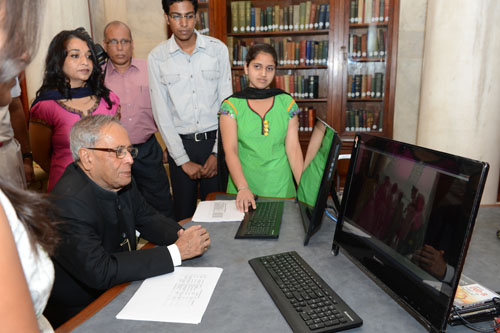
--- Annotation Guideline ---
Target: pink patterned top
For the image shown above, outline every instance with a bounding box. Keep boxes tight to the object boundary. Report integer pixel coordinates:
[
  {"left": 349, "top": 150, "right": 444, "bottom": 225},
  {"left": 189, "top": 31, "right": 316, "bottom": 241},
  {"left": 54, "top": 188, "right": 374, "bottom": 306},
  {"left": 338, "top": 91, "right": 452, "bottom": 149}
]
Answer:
[{"left": 30, "top": 92, "right": 120, "bottom": 191}]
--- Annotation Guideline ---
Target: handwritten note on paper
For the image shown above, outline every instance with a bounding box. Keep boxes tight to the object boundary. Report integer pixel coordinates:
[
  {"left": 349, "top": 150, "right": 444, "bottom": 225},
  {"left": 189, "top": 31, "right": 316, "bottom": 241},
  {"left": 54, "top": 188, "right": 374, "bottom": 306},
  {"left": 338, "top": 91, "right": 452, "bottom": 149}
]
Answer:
[
  {"left": 116, "top": 267, "right": 223, "bottom": 324},
  {"left": 191, "top": 200, "right": 244, "bottom": 222}
]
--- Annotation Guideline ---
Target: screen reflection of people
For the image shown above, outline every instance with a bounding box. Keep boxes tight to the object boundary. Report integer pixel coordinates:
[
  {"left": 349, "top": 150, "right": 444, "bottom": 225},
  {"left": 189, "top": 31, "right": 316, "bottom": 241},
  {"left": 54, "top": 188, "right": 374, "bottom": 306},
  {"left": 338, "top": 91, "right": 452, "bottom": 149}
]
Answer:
[{"left": 411, "top": 244, "right": 449, "bottom": 281}]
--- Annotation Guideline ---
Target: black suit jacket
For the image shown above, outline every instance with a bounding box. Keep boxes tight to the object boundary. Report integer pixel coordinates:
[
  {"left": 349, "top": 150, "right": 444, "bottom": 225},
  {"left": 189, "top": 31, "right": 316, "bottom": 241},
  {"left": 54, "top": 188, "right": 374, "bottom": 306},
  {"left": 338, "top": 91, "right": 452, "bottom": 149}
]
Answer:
[{"left": 45, "top": 163, "right": 181, "bottom": 326}]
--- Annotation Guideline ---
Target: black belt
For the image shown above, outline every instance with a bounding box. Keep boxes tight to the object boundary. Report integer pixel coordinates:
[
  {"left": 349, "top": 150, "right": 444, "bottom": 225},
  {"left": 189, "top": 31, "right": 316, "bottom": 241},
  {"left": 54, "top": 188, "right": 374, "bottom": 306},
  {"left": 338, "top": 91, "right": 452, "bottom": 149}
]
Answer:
[{"left": 179, "top": 130, "right": 216, "bottom": 142}]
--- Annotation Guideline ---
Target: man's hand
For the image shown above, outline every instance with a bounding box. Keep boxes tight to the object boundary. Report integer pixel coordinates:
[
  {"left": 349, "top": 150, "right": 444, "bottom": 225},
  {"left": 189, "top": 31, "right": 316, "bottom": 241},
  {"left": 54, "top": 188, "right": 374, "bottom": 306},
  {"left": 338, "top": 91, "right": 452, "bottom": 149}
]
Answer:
[
  {"left": 412, "top": 244, "right": 447, "bottom": 280},
  {"left": 181, "top": 161, "right": 202, "bottom": 180},
  {"left": 175, "top": 225, "right": 211, "bottom": 260},
  {"left": 201, "top": 154, "right": 217, "bottom": 178},
  {"left": 23, "top": 158, "right": 34, "bottom": 185},
  {"left": 162, "top": 149, "right": 168, "bottom": 164}
]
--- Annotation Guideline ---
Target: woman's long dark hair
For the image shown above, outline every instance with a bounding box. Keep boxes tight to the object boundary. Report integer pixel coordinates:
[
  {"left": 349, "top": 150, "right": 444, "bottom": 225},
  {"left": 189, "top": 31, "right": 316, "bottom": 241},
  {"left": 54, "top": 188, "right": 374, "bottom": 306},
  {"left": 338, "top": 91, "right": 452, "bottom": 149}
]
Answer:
[
  {"left": 0, "top": 180, "right": 58, "bottom": 255},
  {"left": 35, "top": 27, "right": 114, "bottom": 109}
]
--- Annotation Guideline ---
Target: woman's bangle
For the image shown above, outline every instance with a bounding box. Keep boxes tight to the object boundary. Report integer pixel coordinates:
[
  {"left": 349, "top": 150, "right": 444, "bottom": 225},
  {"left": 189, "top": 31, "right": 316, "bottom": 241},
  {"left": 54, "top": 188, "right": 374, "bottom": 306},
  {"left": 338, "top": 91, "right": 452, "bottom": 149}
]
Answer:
[{"left": 237, "top": 187, "right": 249, "bottom": 192}]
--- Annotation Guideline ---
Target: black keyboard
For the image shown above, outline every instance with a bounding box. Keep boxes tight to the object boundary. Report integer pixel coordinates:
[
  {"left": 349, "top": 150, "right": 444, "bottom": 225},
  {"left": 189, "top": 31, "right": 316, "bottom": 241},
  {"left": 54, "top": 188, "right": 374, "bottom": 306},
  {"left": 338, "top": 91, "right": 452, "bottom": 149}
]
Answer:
[
  {"left": 249, "top": 251, "right": 363, "bottom": 332},
  {"left": 235, "top": 201, "right": 284, "bottom": 239}
]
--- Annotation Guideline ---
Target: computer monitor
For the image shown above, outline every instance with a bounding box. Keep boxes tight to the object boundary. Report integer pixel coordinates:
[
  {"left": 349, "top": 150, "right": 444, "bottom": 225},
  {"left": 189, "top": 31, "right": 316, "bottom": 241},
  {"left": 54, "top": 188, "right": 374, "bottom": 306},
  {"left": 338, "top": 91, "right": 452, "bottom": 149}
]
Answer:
[
  {"left": 332, "top": 133, "right": 489, "bottom": 332},
  {"left": 296, "top": 118, "right": 342, "bottom": 246}
]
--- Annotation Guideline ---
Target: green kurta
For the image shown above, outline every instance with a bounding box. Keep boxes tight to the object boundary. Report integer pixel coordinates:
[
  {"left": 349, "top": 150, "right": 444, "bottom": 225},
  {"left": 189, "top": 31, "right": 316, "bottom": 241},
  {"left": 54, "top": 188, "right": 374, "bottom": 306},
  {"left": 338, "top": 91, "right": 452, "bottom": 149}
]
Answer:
[{"left": 220, "top": 93, "right": 300, "bottom": 198}]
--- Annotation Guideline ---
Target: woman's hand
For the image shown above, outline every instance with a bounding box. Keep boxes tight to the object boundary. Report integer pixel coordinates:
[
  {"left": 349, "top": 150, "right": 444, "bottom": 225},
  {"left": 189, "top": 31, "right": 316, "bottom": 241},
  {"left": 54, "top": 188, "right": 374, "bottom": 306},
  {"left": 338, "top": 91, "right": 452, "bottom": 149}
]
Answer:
[{"left": 236, "top": 188, "right": 256, "bottom": 213}]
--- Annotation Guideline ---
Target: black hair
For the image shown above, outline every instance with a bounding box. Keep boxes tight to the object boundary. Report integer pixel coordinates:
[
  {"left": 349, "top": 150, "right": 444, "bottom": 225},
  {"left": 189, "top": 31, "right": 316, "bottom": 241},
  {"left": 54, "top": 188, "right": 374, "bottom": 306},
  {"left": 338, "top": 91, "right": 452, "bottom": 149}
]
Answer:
[
  {"left": 245, "top": 43, "right": 278, "bottom": 67},
  {"left": 162, "top": 0, "right": 198, "bottom": 15},
  {"left": 35, "top": 27, "right": 114, "bottom": 109},
  {"left": 0, "top": 179, "right": 59, "bottom": 256}
]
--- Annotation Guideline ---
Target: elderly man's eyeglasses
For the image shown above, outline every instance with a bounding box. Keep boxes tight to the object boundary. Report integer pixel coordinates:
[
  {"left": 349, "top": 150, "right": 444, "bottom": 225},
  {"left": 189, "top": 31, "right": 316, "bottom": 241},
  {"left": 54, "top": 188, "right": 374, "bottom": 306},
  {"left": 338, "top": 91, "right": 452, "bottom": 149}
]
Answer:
[
  {"left": 87, "top": 145, "right": 138, "bottom": 159},
  {"left": 169, "top": 13, "right": 195, "bottom": 21},
  {"left": 106, "top": 39, "right": 132, "bottom": 47}
]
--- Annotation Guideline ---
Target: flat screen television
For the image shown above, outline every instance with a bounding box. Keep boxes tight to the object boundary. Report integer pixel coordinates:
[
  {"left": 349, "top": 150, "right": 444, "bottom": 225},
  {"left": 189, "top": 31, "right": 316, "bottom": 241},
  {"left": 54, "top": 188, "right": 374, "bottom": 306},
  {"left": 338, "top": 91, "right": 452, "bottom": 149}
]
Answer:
[
  {"left": 332, "top": 133, "right": 489, "bottom": 332},
  {"left": 296, "top": 118, "right": 342, "bottom": 246}
]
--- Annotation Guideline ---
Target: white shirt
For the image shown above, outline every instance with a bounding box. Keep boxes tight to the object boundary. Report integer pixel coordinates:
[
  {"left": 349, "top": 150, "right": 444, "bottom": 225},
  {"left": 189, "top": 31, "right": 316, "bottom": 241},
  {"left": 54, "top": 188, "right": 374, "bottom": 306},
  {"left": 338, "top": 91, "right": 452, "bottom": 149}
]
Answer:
[
  {"left": 148, "top": 30, "right": 233, "bottom": 166},
  {"left": 0, "top": 189, "right": 55, "bottom": 332}
]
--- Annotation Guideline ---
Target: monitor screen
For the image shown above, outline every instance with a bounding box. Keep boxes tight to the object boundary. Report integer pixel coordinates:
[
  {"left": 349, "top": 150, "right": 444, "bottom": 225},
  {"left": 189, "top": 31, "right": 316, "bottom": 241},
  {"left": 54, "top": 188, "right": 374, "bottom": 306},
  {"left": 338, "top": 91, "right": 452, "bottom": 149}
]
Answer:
[
  {"left": 333, "top": 133, "right": 488, "bottom": 332},
  {"left": 297, "top": 118, "right": 342, "bottom": 245}
]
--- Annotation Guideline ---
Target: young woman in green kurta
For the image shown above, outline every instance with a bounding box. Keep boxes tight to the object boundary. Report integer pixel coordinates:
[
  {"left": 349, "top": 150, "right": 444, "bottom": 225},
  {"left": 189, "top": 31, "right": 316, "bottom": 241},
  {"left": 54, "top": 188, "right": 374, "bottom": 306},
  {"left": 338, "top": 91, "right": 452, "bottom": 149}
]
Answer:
[{"left": 219, "top": 43, "right": 304, "bottom": 212}]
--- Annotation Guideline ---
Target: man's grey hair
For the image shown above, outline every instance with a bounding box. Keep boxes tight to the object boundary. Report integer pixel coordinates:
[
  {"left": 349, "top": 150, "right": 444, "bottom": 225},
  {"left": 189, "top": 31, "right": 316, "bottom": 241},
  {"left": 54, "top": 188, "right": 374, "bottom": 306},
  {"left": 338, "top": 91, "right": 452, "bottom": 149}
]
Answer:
[{"left": 70, "top": 115, "right": 121, "bottom": 161}]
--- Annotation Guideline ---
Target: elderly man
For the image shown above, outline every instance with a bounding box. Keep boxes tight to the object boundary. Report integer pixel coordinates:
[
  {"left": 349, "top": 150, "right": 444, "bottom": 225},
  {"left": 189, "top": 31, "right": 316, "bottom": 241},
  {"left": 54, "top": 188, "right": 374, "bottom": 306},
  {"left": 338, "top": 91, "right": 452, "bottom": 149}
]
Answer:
[
  {"left": 45, "top": 115, "right": 210, "bottom": 327},
  {"left": 103, "top": 21, "right": 174, "bottom": 218}
]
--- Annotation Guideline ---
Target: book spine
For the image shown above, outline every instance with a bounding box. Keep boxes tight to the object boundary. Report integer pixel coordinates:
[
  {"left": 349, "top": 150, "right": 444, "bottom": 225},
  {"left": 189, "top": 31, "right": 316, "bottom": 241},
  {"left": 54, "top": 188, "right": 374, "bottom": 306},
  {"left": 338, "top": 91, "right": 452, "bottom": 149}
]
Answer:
[
  {"left": 384, "top": 0, "right": 390, "bottom": 22},
  {"left": 274, "top": 5, "right": 280, "bottom": 31},
  {"left": 354, "top": 75, "right": 361, "bottom": 97},
  {"left": 309, "top": 2, "right": 316, "bottom": 29},
  {"left": 350, "top": 0, "right": 355, "bottom": 23},
  {"left": 250, "top": 7, "right": 255, "bottom": 32},
  {"left": 347, "top": 74, "right": 353, "bottom": 97},
  {"left": 361, "top": 74, "right": 367, "bottom": 98},
  {"left": 379, "top": 0, "right": 385, "bottom": 22},
  {"left": 318, "top": 4, "right": 326, "bottom": 29},
  {"left": 364, "top": 0, "right": 372, "bottom": 23},
  {"left": 305, "top": 1, "right": 312, "bottom": 29},
  {"left": 361, "top": 33, "right": 367, "bottom": 57},
  {"left": 231, "top": 2, "right": 238, "bottom": 33},
  {"left": 245, "top": 1, "right": 251, "bottom": 32},
  {"left": 299, "top": 40, "right": 306, "bottom": 65},
  {"left": 305, "top": 40, "right": 311, "bottom": 65},
  {"left": 279, "top": 6, "right": 284, "bottom": 31},
  {"left": 374, "top": 0, "right": 380, "bottom": 23},
  {"left": 314, "top": 4, "right": 320, "bottom": 29},
  {"left": 295, "top": 42, "right": 300, "bottom": 66},
  {"left": 366, "top": 74, "right": 373, "bottom": 97},
  {"left": 358, "top": 0, "right": 364, "bottom": 24},
  {"left": 293, "top": 4, "right": 300, "bottom": 31},
  {"left": 299, "top": 2, "right": 306, "bottom": 30}
]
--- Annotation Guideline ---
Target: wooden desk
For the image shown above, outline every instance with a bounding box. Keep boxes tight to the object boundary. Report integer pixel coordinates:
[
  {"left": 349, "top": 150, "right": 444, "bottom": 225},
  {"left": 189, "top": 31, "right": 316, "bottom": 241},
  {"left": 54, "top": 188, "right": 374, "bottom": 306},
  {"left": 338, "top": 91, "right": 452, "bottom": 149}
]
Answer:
[{"left": 58, "top": 201, "right": 500, "bottom": 332}]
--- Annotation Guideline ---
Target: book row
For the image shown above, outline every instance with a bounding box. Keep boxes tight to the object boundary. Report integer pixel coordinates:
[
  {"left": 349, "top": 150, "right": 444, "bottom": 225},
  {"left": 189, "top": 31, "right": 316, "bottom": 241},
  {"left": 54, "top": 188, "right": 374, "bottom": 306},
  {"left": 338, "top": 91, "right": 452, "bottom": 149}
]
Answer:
[
  {"left": 227, "top": 37, "right": 328, "bottom": 67},
  {"left": 349, "top": 0, "right": 390, "bottom": 24},
  {"left": 275, "top": 74, "right": 320, "bottom": 99},
  {"left": 345, "top": 109, "right": 384, "bottom": 132},
  {"left": 349, "top": 29, "right": 386, "bottom": 58},
  {"left": 230, "top": 1, "right": 330, "bottom": 33},
  {"left": 231, "top": 74, "right": 320, "bottom": 100},
  {"left": 298, "top": 107, "right": 317, "bottom": 132},
  {"left": 347, "top": 73, "right": 385, "bottom": 98},
  {"left": 195, "top": 10, "right": 210, "bottom": 35}
]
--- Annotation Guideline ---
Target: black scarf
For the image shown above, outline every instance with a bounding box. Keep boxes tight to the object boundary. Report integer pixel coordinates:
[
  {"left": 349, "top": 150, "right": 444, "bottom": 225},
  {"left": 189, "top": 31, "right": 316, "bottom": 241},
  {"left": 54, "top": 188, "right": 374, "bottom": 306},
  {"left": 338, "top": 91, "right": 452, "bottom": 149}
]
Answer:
[
  {"left": 228, "top": 87, "right": 290, "bottom": 100},
  {"left": 31, "top": 86, "right": 94, "bottom": 108}
]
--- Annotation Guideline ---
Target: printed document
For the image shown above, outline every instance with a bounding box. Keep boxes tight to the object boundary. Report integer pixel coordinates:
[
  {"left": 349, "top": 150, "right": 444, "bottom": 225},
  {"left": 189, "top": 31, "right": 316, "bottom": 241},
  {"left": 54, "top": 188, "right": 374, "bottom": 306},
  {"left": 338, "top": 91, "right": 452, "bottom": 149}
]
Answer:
[
  {"left": 116, "top": 267, "right": 223, "bottom": 324},
  {"left": 191, "top": 200, "right": 244, "bottom": 222}
]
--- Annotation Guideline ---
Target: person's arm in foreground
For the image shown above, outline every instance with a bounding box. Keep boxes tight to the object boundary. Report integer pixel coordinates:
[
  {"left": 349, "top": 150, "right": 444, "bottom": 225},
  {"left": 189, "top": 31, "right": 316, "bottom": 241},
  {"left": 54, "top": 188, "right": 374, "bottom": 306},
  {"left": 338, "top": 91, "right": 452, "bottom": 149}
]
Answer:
[
  {"left": 0, "top": 204, "right": 39, "bottom": 332},
  {"left": 285, "top": 115, "right": 304, "bottom": 184},
  {"left": 219, "top": 114, "right": 255, "bottom": 212}
]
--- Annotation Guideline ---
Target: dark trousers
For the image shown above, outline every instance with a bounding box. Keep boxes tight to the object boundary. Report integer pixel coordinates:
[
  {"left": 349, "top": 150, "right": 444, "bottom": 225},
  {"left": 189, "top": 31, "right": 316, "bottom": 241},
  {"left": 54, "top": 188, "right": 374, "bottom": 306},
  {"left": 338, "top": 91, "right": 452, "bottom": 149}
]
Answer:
[
  {"left": 168, "top": 137, "right": 218, "bottom": 221},
  {"left": 133, "top": 135, "right": 174, "bottom": 219}
]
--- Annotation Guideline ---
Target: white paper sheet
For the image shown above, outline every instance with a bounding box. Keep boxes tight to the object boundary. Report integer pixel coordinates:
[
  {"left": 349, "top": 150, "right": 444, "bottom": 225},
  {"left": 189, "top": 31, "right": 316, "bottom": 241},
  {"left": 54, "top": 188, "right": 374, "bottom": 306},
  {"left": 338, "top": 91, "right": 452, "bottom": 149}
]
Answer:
[
  {"left": 116, "top": 267, "right": 223, "bottom": 324},
  {"left": 191, "top": 200, "right": 244, "bottom": 222}
]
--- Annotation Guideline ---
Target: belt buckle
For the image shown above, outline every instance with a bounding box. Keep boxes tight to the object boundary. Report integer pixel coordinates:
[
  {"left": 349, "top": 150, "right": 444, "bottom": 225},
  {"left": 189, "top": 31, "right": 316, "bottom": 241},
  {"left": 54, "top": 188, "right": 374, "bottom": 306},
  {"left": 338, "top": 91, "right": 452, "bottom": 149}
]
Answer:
[{"left": 194, "top": 132, "right": 207, "bottom": 142}]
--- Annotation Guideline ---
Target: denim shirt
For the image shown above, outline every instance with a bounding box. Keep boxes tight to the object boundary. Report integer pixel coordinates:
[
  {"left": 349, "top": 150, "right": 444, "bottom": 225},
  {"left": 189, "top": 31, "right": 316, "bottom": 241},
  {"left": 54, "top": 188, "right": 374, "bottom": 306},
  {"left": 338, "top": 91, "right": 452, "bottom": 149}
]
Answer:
[{"left": 148, "top": 30, "right": 233, "bottom": 166}]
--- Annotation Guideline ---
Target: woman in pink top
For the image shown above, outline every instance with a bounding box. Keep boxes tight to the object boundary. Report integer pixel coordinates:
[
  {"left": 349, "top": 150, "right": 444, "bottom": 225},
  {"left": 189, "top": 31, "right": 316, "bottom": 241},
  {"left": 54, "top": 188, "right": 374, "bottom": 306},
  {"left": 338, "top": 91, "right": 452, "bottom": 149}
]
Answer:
[{"left": 30, "top": 28, "right": 120, "bottom": 191}]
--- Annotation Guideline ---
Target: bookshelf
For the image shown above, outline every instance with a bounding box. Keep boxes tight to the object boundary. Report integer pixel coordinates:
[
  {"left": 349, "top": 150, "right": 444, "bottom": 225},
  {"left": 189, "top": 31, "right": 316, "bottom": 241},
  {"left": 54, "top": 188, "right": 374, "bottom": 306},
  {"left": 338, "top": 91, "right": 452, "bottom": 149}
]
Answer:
[{"left": 207, "top": 0, "right": 399, "bottom": 153}]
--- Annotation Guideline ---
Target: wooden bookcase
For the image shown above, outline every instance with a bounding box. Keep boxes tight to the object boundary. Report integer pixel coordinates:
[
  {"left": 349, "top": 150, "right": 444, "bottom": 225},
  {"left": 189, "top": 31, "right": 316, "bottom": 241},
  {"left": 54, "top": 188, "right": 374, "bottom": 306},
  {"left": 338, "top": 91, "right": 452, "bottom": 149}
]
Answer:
[{"left": 202, "top": 0, "right": 399, "bottom": 154}]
